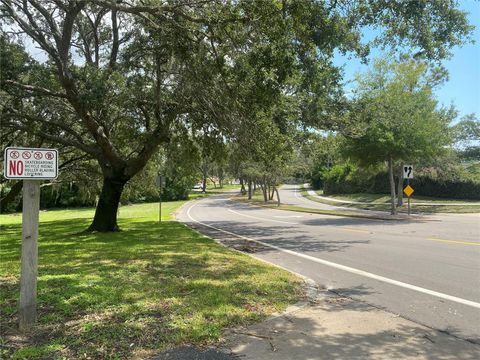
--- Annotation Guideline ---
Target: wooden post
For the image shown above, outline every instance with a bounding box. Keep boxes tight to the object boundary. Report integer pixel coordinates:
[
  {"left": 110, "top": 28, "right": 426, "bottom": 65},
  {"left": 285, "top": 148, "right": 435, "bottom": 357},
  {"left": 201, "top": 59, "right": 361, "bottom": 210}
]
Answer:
[
  {"left": 159, "top": 186, "right": 162, "bottom": 224},
  {"left": 157, "top": 174, "right": 163, "bottom": 224},
  {"left": 19, "top": 180, "right": 40, "bottom": 330}
]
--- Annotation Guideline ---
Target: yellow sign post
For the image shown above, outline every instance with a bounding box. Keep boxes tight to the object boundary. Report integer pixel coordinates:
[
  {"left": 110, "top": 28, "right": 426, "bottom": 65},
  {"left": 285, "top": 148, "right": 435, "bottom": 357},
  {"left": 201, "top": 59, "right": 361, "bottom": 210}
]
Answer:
[
  {"left": 403, "top": 185, "right": 414, "bottom": 216},
  {"left": 403, "top": 185, "right": 414, "bottom": 197}
]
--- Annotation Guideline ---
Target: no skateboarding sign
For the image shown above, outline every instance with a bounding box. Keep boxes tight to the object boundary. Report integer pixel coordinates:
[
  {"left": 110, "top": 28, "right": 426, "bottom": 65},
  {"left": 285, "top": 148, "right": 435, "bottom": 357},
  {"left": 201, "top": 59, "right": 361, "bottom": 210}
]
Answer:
[{"left": 4, "top": 147, "right": 58, "bottom": 179}]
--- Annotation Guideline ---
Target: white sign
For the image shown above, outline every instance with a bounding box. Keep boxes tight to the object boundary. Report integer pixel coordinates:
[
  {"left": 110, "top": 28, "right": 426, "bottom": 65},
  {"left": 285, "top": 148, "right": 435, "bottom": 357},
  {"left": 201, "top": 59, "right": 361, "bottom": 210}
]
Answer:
[
  {"left": 403, "top": 165, "right": 413, "bottom": 179},
  {"left": 3, "top": 147, "right": 58, "bottom": 180}
]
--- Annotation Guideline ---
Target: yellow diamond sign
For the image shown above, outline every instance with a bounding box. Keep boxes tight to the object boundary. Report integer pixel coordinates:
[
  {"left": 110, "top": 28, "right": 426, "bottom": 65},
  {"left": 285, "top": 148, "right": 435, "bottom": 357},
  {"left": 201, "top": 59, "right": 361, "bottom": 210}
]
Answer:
[{"left": 403, "top": 185, "right": 414, "bottom": 197}]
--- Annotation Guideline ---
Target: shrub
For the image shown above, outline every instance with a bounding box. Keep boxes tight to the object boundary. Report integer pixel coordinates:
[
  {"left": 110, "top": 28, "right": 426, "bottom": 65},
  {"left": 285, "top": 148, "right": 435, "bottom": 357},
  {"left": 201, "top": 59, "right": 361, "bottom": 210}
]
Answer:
[
  {"left": 322, "top": 163, "right": 365, "bottom": 194},
  {"left": 411, "top": 176, "right": 480, "bottom": 200}
]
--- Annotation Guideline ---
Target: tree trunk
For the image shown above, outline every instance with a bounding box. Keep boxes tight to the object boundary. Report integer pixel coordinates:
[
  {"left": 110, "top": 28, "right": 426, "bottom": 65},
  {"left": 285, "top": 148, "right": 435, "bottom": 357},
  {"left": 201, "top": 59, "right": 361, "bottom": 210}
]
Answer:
[
  {"left": 397, "top": 166, "right": 404, "bottom": 207},
  {"left": 0, "top": 180, "right": 23, "bottom": 211},
  {"left": 218, "top": 169, "right": 224, "bottom": 188},
  {"left": 240, "top": 178, "right": 246, "bottom": 194},
  {"left": 270, "top": 186, "right": 275, "bottom": 200},
  {"left": 87, "top": 177, "right": 126, "bottom": 232},
  {"left": 261, "top": 178, "right": 268, "bottom": 202},
  {"left": 388, "top": 156, "right": 397, "bottom": 215},
  {"left": 273, "top": 186, "right": 280, "bottom": 206},
  {"left": 248, "top": 179, "right": 252, "bottom": 200},
  {"left": 202, "top": 176, "right": 207, "bottom": 193}
]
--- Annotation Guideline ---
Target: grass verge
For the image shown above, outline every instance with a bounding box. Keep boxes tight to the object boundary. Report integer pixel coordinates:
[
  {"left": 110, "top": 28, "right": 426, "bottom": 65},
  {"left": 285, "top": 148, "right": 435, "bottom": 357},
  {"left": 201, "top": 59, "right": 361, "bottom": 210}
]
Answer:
[
  {"left": 0, "top": 197, "right": 301, "bottom": 359},
  {"left": 233, "top": 192, "right": 402, "bottom": 221},
  {"left": 308, "top": 190, "right": 480, "bottom": 214}
]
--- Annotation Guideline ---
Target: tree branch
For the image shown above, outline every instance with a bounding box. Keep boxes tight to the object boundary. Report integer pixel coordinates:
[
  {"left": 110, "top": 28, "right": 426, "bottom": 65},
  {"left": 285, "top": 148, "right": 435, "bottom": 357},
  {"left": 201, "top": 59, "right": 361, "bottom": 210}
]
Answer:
[
  {"left": 125, "top": 124, "right": 171, "bottom": 177},
  {"left": 58, "top": 1, "right": 87, "bottom": 63},
  {"left": 1, "top": 0, "right": 60, "bottom": 61},
  {"left": 109, "top": 8, "right": 119, "bottom": 68},
  {"left": 4, "top": 80, "right": 68, "bottom": 98},
  {"left": 2, "top": 117, "right": 99, "bottom": 156}
]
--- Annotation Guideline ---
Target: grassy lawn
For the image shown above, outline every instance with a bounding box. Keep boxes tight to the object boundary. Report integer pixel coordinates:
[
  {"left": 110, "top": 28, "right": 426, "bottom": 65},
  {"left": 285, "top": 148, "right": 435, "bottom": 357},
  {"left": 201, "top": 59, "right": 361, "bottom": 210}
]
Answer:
[
  {"left": 307, "top": 190, "right": 480, "bottom": 214},
  {"left": 317, "top": 192, "right": 480, "bottom": 204},
  {"left": 0, "top": 196, "right": 301, "bottom": 359},
  {"left": 190, "top": 184, "right": 241, "bottom": 197}
]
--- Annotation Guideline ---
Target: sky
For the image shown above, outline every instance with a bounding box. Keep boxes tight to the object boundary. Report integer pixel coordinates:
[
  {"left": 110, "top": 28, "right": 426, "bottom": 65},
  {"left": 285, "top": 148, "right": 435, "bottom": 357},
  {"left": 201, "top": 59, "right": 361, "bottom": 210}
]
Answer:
[{"left": 333, "top": 0, "right": 480, "bottom": 122}]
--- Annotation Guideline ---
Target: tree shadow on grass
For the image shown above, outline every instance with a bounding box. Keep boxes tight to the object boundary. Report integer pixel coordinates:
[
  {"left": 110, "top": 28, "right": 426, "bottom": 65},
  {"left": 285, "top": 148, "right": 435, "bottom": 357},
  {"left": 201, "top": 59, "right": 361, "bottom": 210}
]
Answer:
[{"left": 1, "top": 219, "right": 302, "bottom": 359}]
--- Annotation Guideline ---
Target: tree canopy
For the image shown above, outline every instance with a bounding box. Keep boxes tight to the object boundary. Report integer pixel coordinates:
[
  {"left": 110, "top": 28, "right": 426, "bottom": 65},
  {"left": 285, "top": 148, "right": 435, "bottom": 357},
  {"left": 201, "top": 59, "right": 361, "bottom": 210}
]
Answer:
[
  {"left": 342, "top": 57, "right": 455, "bottom": 213},
  {"left": 0, "top": 0, "right": 473, "bottom": 230}
]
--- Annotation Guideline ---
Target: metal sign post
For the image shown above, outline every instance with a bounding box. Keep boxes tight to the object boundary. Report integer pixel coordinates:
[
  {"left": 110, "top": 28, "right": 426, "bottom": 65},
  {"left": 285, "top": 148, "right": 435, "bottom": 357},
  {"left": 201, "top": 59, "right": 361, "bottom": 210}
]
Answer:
[
  {"left": 403, "top": 165, "right": 414, "bottom": 216},
  {"left": 3, "top": 147, "right": 58, "bottom": 330},
  {"left": 407, "top": 179, "right": 411, "bottom": 216},
  {"left": 403, "top": 183, "right": 415, "bottom": 216},
  {"left": 156, "top": 174, "right": 165, "bottom": 223}
]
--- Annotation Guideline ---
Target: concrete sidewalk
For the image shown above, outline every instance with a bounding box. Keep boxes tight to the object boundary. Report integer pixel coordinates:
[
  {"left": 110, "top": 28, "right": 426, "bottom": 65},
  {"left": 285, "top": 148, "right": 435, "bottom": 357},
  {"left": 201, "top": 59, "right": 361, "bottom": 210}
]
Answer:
[
  {"left": 222, "top": 285, "right": 480, "bottom": 359},
  {"left": 153, "top": 284, "right": 480, "bottom": 359}
]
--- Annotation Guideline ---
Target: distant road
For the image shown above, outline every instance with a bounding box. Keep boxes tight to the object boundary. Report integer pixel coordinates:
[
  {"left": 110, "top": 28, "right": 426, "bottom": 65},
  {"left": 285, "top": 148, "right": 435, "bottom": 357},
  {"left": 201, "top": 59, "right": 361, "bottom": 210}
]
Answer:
[{"left": 177, "top": 185, "right": 480, "bottom": 343}]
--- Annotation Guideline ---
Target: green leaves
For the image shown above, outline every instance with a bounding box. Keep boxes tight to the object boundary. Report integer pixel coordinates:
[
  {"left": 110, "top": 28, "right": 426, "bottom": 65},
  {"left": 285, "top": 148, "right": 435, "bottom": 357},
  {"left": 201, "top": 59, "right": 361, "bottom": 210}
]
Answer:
[{"left": 343, "top": 57, "right": 454, "bottom": 167}]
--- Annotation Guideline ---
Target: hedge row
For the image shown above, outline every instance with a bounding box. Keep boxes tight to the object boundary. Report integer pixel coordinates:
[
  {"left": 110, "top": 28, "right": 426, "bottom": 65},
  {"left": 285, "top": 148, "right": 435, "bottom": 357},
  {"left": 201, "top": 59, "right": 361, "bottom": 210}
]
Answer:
[{"left": 410, "top": 176, "right": 480, "bottom": 200}]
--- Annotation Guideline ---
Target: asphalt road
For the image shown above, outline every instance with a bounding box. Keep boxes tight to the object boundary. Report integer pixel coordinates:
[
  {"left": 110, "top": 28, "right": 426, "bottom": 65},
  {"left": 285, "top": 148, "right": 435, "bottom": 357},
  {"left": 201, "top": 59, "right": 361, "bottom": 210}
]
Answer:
[{"left": 177, "top": 185, "right": 480, "bottom": 343}]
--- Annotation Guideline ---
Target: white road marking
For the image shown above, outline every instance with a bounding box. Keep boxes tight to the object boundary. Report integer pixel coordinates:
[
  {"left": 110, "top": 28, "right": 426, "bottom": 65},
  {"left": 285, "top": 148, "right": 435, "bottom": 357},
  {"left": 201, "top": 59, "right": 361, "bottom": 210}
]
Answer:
[
  {"left": 293, "top": 184, "right": 303, "bottom": 200},
  {"left": 227, "top": 209, "right": 298, "bottom": 225},
  {"left": 272, "top": 215, "right": 303, "bottom": 218},
  {"left": 342, "top": 227, "right": 370, "bottom": 234},
  {"left": 187, "top": 202, "right": 480, "bottom": 310}
]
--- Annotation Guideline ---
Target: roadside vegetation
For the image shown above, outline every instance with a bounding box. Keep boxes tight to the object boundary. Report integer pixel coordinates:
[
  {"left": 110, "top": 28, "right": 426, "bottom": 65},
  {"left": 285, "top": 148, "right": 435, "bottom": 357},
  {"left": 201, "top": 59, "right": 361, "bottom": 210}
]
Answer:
[
  {"left": 314, "top": 191, "right": 480, "bottom": 205},
  {"left": 233, "top": 191, "right": 398, "bottom": 220},
  {"left": 305, "top": 190, "right": 480, "bottom": 214},
  {"left": 0, "top": 198, "right": 302, "bottom": 359}
]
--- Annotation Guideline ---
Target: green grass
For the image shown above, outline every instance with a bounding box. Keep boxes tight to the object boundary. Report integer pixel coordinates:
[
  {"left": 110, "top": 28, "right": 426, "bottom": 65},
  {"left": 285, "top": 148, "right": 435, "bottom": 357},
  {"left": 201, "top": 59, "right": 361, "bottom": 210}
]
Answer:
[
  {"left": 307, "top": 190, "right": 480, "bottom": 214},
  {"left": 189, "top": 184, "right": 241, "bottom": 198},
  {"left": 233, "top": 192, "right": 402, "bottom": 221},
  {"left": 317, "top": 192, "right": 480, "bottom": 205},
  {"left": 0, "top": 196, "right": 301, "bottom": 359}
]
